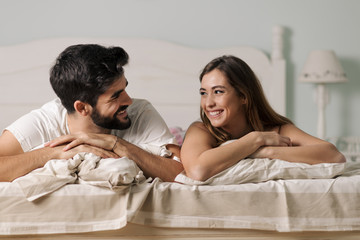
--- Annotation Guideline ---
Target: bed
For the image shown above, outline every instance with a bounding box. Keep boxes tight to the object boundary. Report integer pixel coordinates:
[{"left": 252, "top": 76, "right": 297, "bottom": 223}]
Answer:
[{"left": 1, "top": 25, "right": 360, "bottom": 239}]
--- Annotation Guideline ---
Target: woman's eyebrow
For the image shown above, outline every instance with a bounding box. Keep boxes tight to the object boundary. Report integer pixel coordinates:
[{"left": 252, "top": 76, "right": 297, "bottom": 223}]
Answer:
[
  {"left": 200, "top": 85, "right": 226, "bottom": 91},
  {"left": 214, "top": 85, "right": 225, "bottom": 89}
]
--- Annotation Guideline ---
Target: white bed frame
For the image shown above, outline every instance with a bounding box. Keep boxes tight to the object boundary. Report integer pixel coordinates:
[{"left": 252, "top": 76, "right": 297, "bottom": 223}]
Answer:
[
  {"left": 0, "top": 26, "right": 285, "bottom": 131},
  {"left": 4, "top": 26, "right": 358, "bottom": 240}
]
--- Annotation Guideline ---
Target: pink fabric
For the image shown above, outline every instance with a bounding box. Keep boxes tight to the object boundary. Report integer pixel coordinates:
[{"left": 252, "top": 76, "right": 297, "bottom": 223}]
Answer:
[{"left": 169, "top": 127, "right": 186, "bottom": 146}]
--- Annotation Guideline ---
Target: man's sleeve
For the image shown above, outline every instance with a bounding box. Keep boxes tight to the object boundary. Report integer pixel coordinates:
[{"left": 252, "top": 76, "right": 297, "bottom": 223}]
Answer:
[{"left": 133, "top": 100, "right": 177, "bottom": 147}]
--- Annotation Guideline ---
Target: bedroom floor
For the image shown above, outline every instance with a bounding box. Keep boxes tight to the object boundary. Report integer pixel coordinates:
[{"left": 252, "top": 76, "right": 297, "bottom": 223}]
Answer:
[{"left": 1, "top": 225, "right": 360, "bottom": 240}]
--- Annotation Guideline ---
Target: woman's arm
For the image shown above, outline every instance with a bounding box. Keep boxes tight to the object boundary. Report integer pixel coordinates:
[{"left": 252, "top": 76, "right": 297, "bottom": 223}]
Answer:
[
  {"left": 250, "top": 124, "right": 346, "bottom": 164},
  {"left": 180, "top": 122, "right": 291, "bottom": 181}
]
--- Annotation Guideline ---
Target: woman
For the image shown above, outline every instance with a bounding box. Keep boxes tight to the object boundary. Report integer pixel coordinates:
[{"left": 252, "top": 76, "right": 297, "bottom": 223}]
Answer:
[{"left": 180, "top": 55, "right": 345, "bottom": 181}]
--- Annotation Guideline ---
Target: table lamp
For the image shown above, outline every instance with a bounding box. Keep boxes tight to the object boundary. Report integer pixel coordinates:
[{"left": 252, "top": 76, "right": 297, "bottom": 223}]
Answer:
[{"left": 298, "top": 50, "right": 348, "bottom": 139}]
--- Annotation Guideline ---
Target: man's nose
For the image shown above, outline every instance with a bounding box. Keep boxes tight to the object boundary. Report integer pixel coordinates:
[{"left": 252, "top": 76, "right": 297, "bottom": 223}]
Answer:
[{"left": 122, "top": 91, "right": 133, "bottom": 106}]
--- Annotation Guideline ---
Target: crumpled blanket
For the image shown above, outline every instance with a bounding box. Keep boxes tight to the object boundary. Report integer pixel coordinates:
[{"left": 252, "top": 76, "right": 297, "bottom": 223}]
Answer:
[
  {"left": 14, "top": 152, "right": 147, "bottom": 201},
  {"left": 175, "top": 158, "right": 346, "bottom": 185}
]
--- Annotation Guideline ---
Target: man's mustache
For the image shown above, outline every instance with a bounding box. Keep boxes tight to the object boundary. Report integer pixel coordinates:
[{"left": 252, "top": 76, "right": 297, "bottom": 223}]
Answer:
[{"left": 114, "top": 105, "right": 129, "bottom": 116}]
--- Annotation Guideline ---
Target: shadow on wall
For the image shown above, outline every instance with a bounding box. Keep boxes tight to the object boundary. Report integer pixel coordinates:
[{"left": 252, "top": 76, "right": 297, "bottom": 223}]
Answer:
[
  {"left": 334, "top": 58, "right": 360, "bottom": 135},
  {"left": 282, "top": 26, "right": 294, "bottom": 120}
]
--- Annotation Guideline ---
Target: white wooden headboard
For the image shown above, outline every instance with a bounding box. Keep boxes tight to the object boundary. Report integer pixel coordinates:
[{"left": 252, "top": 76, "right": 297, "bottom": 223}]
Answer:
[{"left": 0, "top": 26, "right": 285, "bottom": 130}]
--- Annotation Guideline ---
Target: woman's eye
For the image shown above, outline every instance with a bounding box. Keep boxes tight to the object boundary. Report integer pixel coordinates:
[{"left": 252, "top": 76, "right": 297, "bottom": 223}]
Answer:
[
  {"left": 200, "top": 91, "right": 207, "bottom": 96},
  {"left": 214, "top": 90, "right": 224, "bottom": 94}
]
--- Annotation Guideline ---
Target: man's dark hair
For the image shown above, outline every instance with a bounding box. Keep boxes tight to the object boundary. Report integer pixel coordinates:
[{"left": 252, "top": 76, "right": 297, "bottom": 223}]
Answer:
[{"left": 50, "top": 44, "right": 129, "bottom": 113}]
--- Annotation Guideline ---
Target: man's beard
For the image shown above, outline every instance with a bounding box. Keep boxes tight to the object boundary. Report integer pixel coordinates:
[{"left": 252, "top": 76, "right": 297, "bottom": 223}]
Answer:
[{"left": 91, "top": 106, "right": 131, "bottom": 130}]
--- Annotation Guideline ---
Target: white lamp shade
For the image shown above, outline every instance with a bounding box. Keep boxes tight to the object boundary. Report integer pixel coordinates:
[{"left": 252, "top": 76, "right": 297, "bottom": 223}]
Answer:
[{"left": 298, "top": 50, "right": 348, "bottom": 83}]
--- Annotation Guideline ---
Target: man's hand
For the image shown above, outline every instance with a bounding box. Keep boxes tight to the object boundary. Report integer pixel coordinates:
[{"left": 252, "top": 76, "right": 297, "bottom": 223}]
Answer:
[
  {"left": 50, "top": 144, "right": 119, "bottom": 160},
  {"left": 45, "top": 133, "right": 118, "bottom": 152},
  {"left": 46, "top": 132, "right": 183, "bottom": 182}
]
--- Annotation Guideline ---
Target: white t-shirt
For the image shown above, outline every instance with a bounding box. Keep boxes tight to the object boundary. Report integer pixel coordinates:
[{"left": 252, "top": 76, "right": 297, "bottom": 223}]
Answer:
[{"left": 6, "top": 98, "right": 177, "bottom": 153}]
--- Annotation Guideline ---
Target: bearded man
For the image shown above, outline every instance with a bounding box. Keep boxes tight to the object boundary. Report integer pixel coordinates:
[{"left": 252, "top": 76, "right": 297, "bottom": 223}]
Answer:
[{"left": 0, "top": 44, "right": 182, "bottom": 182}]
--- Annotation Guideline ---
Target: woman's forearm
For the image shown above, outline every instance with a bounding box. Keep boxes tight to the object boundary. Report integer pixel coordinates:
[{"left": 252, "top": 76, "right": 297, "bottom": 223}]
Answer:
[
  {"left": 255, "top": 143, "right": 346, "bottom": 164},
  {"left": 185, "top": 132, "right": 264, "bottom": 181}
]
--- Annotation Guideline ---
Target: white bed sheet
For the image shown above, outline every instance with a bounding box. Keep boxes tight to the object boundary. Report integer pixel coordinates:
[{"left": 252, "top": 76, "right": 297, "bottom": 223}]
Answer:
[{"left": 1, "top": 161, "right": 360, "bottom": 235}]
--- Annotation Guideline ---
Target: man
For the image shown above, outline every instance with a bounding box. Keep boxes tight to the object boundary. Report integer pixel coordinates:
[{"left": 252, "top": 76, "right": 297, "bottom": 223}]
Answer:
[{"left": 0, "top": 44, "right": 183, "bottom": 182}]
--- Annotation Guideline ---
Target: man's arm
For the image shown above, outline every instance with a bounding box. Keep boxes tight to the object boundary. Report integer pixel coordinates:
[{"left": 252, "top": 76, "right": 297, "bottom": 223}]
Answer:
[
  {"left": 46, "top": 133, "right": 184, "bottom": 182},
  {"left": 113, "top": 137, "right": 183, "bottom": 182},
  {"left": 0, "top": 130, "right": 48, "bottom": 181},
  {"left": 0, "top": 130, "right": 119, "bottom": 182}
]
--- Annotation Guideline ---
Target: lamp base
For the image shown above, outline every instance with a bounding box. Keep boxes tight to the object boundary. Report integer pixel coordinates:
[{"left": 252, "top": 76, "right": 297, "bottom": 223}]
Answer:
[{"left": 316, "top": 83, "right": 328, "bottom": 139}]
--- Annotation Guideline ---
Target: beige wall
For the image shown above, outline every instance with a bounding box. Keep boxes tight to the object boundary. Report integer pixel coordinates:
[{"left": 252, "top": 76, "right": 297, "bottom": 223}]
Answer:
[{"left": 1, "top": 0, "right": 359, "bottom": 138}]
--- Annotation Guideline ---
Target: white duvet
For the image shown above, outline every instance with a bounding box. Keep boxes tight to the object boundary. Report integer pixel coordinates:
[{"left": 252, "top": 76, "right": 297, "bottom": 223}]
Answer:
[{"left": 14, "top": 152, "right": 146, "bottom": 201}]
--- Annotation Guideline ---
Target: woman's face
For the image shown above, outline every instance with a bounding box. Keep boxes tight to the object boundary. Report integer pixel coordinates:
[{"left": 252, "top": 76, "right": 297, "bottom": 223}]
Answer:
[{"left": 200, "top": 69, "right": 247, "bottom": 133}]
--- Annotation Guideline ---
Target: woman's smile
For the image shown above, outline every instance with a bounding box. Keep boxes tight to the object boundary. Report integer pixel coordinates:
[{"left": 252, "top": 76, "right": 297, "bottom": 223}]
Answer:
[{"left": 208, "top": 110, "right": 223, "bottom": 117}]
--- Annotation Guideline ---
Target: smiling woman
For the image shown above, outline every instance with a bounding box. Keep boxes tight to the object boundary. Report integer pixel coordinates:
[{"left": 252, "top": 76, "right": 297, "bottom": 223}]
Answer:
[{"left": 180, "top": 55, "right": 345, "bottom": 182}]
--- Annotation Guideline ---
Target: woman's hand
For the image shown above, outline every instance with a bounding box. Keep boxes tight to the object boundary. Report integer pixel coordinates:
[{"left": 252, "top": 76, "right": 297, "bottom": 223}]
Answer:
[
  {"left": 45, "top": 133, "right": 118, "bottom": 152},
  {"left": 247, "top": 131, "right": 292, "bottom": 159},
  {"left": 253, "top": 131, "right": 292, "bottom": 147},
  {"left": 248, "top": 146, "right": 270, "bottom": 159}
]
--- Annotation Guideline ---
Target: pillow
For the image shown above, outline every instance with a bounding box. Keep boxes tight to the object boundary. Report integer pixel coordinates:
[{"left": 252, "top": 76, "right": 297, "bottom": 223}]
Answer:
[
  {"left": 169, "top": 126, "right": 186, "bottom": 145},
  {"left": 175, "top": 158, "right": 346, "bottom": 185}
]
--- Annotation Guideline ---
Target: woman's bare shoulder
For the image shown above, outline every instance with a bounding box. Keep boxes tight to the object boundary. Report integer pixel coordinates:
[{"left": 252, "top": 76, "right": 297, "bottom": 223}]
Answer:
[
  {"left": 279, "top": 123, "right": 305, "bottom": 134},
  {"left": 184, "top": 121, "right": 216, "bottom": 146},
  {"left": 188, "top": 121, "right": 206, "bottom": 130}
]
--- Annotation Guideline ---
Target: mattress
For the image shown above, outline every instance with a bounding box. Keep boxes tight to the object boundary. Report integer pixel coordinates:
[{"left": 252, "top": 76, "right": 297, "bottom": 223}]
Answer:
[{"left": 1, "top": 159, "right": 360, "bottom": 235}]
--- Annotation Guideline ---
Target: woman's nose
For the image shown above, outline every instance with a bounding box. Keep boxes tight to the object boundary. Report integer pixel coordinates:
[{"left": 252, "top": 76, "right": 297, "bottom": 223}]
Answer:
[{"left": 205, "top": 95, "right": 215, "bottom": 108}]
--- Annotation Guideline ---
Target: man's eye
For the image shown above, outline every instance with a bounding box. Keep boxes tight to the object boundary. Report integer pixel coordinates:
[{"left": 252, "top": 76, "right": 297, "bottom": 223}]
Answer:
[
  {"left": 111, "top": 91, "right": 123, "bottom": 100},
  {"left": 214, "top": 90, "right": 224, "bottom": 94},
  {"left": 199, "top": 91, "right": 207, "bottom": 96},
  {"left": 111, "top": 95, "right": 119, "bottom": 101}
]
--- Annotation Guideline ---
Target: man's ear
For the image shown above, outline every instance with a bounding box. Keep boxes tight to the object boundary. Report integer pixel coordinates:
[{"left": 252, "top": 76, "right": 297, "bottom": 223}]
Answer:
[{"left": 73, "top": 100, "right": 92, "bottom": 116}]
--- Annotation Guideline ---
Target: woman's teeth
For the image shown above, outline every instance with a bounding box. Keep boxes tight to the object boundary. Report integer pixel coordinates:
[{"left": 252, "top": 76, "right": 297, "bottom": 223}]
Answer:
[{"left": 209, "top": 111, "right": 221, "bottom": 116}]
